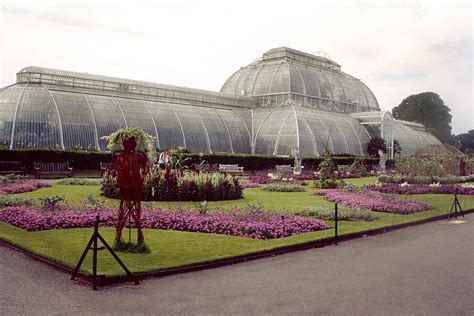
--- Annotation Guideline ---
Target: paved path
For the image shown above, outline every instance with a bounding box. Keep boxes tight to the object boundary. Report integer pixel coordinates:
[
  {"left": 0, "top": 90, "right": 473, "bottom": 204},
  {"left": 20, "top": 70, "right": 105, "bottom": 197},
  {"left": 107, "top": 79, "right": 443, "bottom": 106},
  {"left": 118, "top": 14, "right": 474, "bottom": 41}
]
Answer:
[{"left": 1, "top": 215, "right": 473, "bottom": 315}]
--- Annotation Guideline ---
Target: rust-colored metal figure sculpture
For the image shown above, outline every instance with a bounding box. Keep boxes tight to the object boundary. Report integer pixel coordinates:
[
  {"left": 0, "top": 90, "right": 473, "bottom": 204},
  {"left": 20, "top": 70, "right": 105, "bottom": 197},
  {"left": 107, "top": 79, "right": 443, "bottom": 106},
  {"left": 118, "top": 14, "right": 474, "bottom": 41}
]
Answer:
[{"left": 113, "top": 136, "right": 149, "bottom": 245}]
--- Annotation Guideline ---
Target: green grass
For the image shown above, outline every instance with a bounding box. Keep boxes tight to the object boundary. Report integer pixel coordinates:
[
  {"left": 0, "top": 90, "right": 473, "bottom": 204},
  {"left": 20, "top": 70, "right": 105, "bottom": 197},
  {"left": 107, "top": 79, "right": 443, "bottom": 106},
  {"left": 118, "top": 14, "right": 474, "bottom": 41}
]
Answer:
[{"left": 2, "top": 176, "right": 473, "bottom": 277}]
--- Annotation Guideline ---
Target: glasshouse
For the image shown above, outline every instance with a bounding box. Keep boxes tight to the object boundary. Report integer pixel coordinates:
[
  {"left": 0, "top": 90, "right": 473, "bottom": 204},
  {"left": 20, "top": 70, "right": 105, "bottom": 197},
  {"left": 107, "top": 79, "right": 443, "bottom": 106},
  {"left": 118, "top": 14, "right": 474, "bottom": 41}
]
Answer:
[{"left": 0, "top": 47, "right": 440, "bottom": 156}]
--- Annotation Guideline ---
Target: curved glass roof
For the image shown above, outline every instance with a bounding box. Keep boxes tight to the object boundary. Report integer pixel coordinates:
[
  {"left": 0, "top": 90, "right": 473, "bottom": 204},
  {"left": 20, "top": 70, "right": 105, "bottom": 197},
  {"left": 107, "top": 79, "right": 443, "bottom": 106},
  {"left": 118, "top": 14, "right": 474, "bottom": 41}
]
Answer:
[
  {"left": 0, "top": 60, "right": 442, "bottom": 157},
  {"left": 252, "top": 105, "right": 371, "bottom": 156},
  {"left": 221, "top": 47, "right": 379, "bottom": 113},
  {"left": 393, "top": 121, "right": 441, "bottom": 156},
  {"left": 0, "top": 83, "right": 252, "bottom": 152}
]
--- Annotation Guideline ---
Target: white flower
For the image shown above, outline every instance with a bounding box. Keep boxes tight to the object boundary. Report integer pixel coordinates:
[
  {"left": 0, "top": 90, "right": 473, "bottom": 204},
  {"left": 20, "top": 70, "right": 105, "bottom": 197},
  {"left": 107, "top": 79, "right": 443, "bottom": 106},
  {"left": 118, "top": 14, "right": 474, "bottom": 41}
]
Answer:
[
  {"left": 401, "top": 182, "right": 410, "bottom": 187},
  {"left": 282, "top": 178, "right": 288, "bottom": 181},
  {"left": 461, "top": 183, "right": 474, "bottom": 188},
  {"left": 429, "top": 182, "right": 441, "bottom": 187},
  {"left": 267, "top": 173, "right": 273, "bottom": 178}
]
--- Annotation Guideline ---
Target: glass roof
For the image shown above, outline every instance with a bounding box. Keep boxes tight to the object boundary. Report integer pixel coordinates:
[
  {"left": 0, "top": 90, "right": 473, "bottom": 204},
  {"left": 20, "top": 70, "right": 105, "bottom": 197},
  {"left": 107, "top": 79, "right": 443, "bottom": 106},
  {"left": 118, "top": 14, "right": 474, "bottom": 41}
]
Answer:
[{"left": 221, "top": 47, "right": 379, "bottom": 113}]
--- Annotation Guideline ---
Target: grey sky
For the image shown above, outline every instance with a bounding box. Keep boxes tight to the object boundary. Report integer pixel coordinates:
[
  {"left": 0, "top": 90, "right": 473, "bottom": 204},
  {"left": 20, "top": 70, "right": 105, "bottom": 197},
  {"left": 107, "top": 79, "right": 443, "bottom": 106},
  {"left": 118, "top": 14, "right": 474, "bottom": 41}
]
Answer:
[{"left": 1, "top": 0, "right": 472, "bottom": 134}]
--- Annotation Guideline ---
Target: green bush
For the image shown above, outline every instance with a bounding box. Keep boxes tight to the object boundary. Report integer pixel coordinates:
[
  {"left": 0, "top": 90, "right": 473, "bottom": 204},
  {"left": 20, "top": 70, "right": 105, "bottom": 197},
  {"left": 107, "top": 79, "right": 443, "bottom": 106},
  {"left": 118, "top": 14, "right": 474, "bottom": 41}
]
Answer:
[
  {"left": 297, "top": 206, "right": 378, "bottom": 222},
  {"left": 261, "top": 183, "right": 305, "bottom": 192},
  {"left": 0, "top": 195, "right": 32, "bottom": 207},
  {"left": 57, "top": 178, "right": 100, "bottom": 185},
  {"left": 313, "top": 178, "right": 342, "bottom": 189}
]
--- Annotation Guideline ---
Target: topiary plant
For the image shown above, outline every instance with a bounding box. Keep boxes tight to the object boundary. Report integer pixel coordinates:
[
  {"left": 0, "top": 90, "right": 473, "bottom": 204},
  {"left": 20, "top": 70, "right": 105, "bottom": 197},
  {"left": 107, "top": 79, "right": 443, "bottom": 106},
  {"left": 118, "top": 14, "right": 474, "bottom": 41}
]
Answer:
[{"left": 101, "top": 127, "right": 155, "bottom": 155}]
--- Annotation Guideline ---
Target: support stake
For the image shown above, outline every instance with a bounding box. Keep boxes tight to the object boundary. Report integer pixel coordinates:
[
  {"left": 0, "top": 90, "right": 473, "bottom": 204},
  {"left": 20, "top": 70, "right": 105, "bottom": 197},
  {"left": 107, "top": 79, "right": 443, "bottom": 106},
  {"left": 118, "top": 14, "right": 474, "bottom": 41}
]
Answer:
[
  {"left": 335, "top": 202, "right": 338, "bottom": 245},
  {"left": 71, "top": 214, "right": 139, "bottom": 290},
  {"left": 448, "top": 193, "right": 464, "bottom": 220}
]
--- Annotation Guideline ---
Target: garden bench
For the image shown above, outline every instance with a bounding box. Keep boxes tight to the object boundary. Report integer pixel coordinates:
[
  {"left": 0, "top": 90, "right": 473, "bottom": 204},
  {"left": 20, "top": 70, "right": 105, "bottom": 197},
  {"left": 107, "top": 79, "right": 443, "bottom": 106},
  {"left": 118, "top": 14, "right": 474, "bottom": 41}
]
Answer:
[
  {"left": 0, "top": 161, "right": 26, "bottom": 175},
  {"left": 276, "top": 164, "right": 293, "bottom": 176},
  {"left": 34, "top": 162, "right": 73, "bottom": 178},
  {"left": 218, "top": 164, "right": 244, "bottom": 175},
  {"left": 337, "top": 164, "right": 350, "bottom": 173}
]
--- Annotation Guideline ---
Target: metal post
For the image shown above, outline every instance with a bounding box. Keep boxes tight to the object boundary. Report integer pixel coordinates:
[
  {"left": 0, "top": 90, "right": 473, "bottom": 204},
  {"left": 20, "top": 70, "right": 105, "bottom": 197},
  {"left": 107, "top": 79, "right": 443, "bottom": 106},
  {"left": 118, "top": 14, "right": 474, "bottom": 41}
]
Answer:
[
  {"left": 335, "top": 202, "right": 338, "bottom": 245},
  {"left": 92, "top": 215, "right": 99, "bottom": 290}
]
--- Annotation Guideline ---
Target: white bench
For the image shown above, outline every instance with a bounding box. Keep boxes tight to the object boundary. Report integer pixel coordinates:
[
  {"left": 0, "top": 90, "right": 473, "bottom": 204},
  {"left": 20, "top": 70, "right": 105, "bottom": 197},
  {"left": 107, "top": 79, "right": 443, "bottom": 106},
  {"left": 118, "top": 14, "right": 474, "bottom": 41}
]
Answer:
[
  {"left": 276, "top": 164, "right": 293, "bottom": 176},
  {"left": 218, "top": 164, "right": 244, "bottom": 175}
]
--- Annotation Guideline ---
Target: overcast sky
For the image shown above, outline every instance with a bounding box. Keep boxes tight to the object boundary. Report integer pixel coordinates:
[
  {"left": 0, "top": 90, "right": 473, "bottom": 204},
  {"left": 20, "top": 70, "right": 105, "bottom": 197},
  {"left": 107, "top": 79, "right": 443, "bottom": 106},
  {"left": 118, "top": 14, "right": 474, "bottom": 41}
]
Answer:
[{"left": 0, "top": 0, "right": 472, "bottom": 134}]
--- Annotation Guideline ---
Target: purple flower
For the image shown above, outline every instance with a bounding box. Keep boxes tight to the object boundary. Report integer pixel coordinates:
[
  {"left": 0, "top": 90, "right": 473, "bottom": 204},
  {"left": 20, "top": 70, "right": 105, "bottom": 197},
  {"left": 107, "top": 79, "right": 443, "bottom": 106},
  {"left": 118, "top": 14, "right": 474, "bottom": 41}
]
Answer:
[
  {"left": 0, "top": 206, "right": 329, "bottom": 240},
  {"left": 0, "top": 181, "right": 51, "bottom": 195},
  {"left": 315, "top": 189, "right": 431, "bottom": 215}
]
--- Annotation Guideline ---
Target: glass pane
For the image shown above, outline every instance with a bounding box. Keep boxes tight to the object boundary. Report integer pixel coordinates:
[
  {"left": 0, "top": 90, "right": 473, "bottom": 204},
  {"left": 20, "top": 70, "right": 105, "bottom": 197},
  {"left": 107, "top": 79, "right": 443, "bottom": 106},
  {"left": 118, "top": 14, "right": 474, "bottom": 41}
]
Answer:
[
  {"left": 52, "top": 90, "right": 96, "bottom": 150},
  {"left": 13, "top": 84, "right": 62, "bottom": 149}
]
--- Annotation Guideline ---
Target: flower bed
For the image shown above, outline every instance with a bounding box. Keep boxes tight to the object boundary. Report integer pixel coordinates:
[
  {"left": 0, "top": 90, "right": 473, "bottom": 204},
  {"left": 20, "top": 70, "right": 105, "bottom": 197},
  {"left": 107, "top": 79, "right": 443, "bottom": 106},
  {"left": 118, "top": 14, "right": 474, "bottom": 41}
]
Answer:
[
  {"left": 102, "top": 169, "right": 242, "bottom": 201},
  {"left": 0, "top": 181, "right": 51, "bottom": 195},
  {"left": 0, "top": 207, "right": 329, "bottom": 240},
  {"left": 366, "top": 183, "right": 474, "bottom": 195},
  {"left": 314, "top": 189, "right": 431, "bottom": 214}
]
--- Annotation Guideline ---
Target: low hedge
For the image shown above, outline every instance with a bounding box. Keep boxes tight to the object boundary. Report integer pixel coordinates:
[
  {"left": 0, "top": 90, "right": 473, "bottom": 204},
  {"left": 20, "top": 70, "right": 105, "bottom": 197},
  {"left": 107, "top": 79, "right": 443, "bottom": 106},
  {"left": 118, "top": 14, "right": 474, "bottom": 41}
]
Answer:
[
  {"left": 0, "top": 149, "right": 393, "bottom": 171},
  {"left": 0, "top": 149, "right": 111, "bottom": 170},
  {"left": 176, "top": 153, "right": 393, "bottom": 171}
]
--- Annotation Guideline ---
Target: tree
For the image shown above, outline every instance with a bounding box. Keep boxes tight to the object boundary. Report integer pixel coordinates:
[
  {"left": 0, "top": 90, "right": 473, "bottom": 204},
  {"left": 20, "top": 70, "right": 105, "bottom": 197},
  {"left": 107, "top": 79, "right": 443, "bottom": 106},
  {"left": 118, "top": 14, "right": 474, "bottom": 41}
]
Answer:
[
  {"left": 392, "top": 92, "right": 454, "bottom": 144},
  {"left": 454, "top": 130, "right": 474, "bottom": 154},
  {"left": 367, "top": 137, "right": 387, "bottom": 157}
]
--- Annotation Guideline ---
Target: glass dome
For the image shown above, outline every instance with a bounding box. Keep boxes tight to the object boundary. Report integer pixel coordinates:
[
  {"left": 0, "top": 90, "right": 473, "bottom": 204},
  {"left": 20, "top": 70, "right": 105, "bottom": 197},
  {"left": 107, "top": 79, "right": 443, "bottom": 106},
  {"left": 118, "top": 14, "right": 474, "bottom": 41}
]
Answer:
[
  {"left": 0, "top": 56, "right": 442, "bottom": 157},
  {"left": 221, "top": 47, "right": 379, "bottom": 113}
]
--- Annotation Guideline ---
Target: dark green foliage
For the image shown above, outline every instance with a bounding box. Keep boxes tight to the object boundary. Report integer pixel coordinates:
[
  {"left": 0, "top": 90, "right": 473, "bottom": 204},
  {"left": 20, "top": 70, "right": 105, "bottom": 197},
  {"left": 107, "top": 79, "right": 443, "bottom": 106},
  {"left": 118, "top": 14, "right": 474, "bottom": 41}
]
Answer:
[
  {"left": 0, "top": 149, "right": 393, "bottom": 171},
  {"left": 454, "top": 130, "right": 474, "bottom": 154},
  {"left": 393, "top": 139, "right": 402, "bottom": 156},
  {"left": 392, "top": 92, "right": 454, "bottom": 143},
  {"left": 367, "top": 137, "right": 387, "bottom": 157},
  {"left": 313, "top": 155, "right": 343, "bottom": 189},
  {"left": 0, "top": 149, "right": 111, "bottom": 170}
]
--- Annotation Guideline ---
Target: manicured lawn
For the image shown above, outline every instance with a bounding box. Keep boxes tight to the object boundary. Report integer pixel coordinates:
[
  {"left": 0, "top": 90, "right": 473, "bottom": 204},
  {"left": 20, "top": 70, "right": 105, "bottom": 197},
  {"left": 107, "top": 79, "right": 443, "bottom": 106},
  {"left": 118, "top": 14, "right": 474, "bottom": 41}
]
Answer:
[{"left": 2, "top": 176, "right": 473, "bottom": 277}]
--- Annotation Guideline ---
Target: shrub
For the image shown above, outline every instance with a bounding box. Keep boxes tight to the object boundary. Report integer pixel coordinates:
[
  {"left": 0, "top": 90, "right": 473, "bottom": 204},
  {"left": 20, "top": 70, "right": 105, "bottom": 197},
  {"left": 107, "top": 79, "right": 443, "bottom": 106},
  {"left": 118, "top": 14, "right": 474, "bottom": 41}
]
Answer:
[
  {"left": 101, "top": 169, "right": 242, "bottom": 201},
  {"left": 0, "top": 195, "right": 32, "bottom": 207},
  {"left": 39, "top": 195, "right": 65, "bottom": 208},
  {"left": 261, "top": 183, "right": 305, "bottom": 192},
  {"left": 57, "top": 178, "right": 100, "bottom": 185},
  {"left": 297, "top": 206, "right": 378, "bottom": 222}
]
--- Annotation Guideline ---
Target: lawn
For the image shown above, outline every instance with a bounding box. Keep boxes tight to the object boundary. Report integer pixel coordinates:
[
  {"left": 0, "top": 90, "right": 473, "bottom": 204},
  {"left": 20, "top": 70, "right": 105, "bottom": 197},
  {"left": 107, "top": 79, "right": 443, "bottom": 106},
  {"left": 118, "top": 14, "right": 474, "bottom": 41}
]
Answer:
[{"left": 1, "top": 176, "right": 473, "bottom": 277}]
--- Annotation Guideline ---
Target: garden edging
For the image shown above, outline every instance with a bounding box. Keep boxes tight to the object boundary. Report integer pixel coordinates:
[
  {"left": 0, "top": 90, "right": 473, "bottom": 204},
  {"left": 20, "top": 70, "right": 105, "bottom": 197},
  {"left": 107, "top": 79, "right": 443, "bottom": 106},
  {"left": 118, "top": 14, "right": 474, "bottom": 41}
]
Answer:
[{"left": 1, "top": 208, "right": 472, "bottom": 289}]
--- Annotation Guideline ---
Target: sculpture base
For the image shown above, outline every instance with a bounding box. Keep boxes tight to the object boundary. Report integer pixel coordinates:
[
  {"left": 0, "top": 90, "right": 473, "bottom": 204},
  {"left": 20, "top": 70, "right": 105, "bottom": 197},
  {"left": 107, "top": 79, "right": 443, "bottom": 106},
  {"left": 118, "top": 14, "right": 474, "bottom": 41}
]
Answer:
[{"left": 113, "top": 241, "right": 151, "bottom": 254}]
